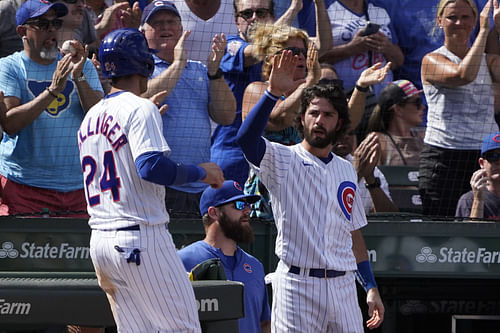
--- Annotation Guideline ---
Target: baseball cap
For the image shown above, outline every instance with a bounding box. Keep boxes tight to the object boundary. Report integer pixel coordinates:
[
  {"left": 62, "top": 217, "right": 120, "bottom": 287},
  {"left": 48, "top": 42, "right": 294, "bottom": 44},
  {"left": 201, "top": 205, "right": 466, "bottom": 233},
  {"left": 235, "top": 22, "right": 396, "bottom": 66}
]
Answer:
[
  {"left": 199, "top": 181, "right": 260, "bottom": 216},
  {"left": 377, "top": 80, "right": 422, "bottom": 111},
  {"left": 16, "top": 0, "right": 68, "bottom": 26},
  {"left": 481, "top": 132, "right": 500, "bottom": 156},
  {"left": 141, "top": 0, "right": 180, "bottom": 26}
]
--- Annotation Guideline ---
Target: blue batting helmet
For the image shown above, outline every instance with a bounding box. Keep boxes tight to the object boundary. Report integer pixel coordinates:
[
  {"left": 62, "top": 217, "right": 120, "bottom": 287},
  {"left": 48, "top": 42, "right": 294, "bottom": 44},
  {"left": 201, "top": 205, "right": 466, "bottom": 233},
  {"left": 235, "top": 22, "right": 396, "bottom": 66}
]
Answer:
[{"left": 99, "top": 28, "right": 156, "bottom": 79}]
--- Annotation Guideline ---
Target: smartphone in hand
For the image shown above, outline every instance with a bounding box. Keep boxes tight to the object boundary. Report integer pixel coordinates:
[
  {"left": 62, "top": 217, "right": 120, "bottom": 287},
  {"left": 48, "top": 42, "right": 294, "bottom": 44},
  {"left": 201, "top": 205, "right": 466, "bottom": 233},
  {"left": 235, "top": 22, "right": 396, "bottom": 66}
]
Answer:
[{"left": 360, "top": 22, "right": 381, "bottom": 36}]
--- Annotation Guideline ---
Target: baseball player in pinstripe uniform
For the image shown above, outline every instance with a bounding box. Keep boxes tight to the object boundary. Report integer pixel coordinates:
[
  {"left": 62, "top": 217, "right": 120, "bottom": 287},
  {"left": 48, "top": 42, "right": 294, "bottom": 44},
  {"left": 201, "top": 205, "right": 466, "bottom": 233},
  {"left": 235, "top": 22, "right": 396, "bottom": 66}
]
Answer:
[
  {"left": 237, "top": 51, "right": 385, "bottom": 332},
  {"left": 77, "top": 28, "right": 224, "bottom": 333}
]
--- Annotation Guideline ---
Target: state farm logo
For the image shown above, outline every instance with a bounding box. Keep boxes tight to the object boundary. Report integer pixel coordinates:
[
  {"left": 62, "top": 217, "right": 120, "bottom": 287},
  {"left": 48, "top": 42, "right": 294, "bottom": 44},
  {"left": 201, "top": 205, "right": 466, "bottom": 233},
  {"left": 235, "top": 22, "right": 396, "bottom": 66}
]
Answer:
[
  {"left": 0, "top": 242, "right": 19, "bottom": 259},
  {"left": 416, "top": 247, "right": 437, "bottom": 263},
  {"left": 0, "top": 241, "right": 90, "bottom": 260},
  {"left": 416, "top": 246, "right": 500, "bottom": 264}
]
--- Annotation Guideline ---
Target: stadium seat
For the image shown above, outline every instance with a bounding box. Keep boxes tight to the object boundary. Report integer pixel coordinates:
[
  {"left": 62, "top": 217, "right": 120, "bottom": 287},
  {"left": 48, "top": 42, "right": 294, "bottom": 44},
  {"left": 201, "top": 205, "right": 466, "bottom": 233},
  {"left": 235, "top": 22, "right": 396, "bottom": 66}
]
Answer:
[{"left": 378, "top": 166, "right": 422, "bottom": 214}]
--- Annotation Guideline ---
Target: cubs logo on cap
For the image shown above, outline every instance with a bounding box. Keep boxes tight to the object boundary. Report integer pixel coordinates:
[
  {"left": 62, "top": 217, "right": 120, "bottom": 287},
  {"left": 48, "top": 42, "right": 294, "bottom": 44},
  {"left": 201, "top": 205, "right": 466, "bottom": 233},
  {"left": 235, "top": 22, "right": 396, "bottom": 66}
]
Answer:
[
  {"left": 141, "top": 0, "right": 180, "bottom": 26},
  {"left": 199, "top": 180, "right": 260, "bottom": 216},
  {"left": 481, "top": 132, "right": 500, "bottom": 156},
  {"left": 337, "top": 181, "right": 356, "bottom": 221}
]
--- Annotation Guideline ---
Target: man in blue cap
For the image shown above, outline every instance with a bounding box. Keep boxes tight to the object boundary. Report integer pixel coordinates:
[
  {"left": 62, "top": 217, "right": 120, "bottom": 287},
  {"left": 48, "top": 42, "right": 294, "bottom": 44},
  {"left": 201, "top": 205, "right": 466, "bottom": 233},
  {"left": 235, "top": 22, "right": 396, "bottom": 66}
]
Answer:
[
  {"left": 178, "top": 180, "right": 271, "bottom": 333},
  {"left": 140, "top": 0, "right": 236, "bottom": 217},
  {"left": 456, "top": 132, "right": 500, "bottom": 220},
  {"left": 0, "top": 0, "right": 103, "bottom": 217}
]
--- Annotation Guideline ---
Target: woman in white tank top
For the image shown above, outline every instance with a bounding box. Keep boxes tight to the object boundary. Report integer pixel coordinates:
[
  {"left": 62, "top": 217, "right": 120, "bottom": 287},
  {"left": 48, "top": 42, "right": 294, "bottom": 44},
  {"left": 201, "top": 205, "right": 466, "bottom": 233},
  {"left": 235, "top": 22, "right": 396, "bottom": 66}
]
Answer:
[{"left": 419, "top": 0, "right": 500, "bottom": 217}]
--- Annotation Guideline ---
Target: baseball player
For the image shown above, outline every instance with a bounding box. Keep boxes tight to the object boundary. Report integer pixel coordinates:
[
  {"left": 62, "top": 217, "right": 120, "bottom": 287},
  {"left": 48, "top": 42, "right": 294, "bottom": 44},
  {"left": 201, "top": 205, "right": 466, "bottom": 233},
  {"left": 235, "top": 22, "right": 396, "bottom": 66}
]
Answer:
[
  {"left": 178, "top": 180, "right": 271, "bottom": 333},
  {"left": 237, "top": 52, "right": 385, "bottom": 332},
  {"left": 77, "top": 28, "right": 224, "bottom": 333}
]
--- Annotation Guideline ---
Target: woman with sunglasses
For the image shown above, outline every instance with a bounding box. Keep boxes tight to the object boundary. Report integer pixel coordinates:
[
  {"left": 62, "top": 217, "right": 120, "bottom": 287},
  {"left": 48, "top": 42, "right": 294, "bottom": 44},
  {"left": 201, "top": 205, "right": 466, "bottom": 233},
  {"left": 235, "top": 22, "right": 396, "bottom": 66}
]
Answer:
[
  {"left": 419, "top": 0, "right": 500, "bottom": 217},
  {"left": 241, "top": 24, "right": 319, "bottom": 219},
  {"left": 366, "top": 79, "right": 425, "bottom": 167}
]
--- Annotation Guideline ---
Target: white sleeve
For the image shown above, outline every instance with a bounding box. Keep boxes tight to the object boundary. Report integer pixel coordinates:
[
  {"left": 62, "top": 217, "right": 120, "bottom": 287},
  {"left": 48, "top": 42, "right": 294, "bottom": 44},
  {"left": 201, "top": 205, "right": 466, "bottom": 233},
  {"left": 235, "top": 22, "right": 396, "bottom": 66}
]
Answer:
[{"left": 126, "top": 99, "right": 170, "bottom": 160}]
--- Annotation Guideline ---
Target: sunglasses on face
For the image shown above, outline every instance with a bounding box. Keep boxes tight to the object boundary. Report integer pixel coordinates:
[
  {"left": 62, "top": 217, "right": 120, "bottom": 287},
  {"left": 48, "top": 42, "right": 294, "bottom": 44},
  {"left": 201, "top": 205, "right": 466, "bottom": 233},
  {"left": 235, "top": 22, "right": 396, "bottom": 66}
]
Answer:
[
  {"left": 483, "top": 151, "right": 500, "bottom": 163},
  {"left": 319, "top": 78, "right": 344, "bottom": 90},
  {"left": 231, "top": 201, "right": 253, "bottom": 210},
  {"left": 280, "top": 46, "right": 307, "bottom": 57},
  {"left": 401, "top": 97, "right": 422, "bottom": 109},
  {"left": 238, "top": 8, "right": 271, "bottom": 20},
  {"left": 25, "top": 18, "right": 63, "bottom": 30}
]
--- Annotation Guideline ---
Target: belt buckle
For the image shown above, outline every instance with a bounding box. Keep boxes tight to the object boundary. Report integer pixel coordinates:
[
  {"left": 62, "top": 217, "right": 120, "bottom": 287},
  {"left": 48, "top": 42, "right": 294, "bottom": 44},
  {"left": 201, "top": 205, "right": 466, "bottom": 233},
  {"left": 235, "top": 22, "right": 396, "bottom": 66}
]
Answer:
[{"left": 324, "top": 269, "right": 327, "bottom": 279}]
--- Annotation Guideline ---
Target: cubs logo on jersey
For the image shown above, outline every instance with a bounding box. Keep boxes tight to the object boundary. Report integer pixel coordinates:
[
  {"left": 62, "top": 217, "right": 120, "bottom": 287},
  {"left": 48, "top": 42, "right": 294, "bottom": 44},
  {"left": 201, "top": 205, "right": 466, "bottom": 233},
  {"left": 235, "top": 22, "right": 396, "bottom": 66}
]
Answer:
[
  {"left": 28, "top": 80, "right": 75, "bottom": 117},
  {"left": 337, "top": 181, "right": 356, "bottom": 221},
  {"left": 243, "top": 263, "right": 252, "bottom": 274}
]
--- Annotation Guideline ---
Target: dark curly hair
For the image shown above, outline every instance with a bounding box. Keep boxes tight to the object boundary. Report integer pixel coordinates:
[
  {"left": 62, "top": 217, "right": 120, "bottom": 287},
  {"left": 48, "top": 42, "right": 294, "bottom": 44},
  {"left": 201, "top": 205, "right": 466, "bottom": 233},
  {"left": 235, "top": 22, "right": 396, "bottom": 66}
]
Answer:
[{"left": 296, "top": 84, "right": 351, "bottom": 144}]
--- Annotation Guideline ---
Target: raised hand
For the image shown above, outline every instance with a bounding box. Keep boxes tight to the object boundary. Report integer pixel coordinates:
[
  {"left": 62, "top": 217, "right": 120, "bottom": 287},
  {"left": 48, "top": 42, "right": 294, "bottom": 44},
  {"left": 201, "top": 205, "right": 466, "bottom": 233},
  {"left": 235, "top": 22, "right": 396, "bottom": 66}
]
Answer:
[
  {"left": 268, "top": 50, "right": 305, "bottom": 97},
  {"left": 120, "top": 1, "right": 142, "bottom": 29},
  {"left": 357, "top": 62, "right": 391, "bottom": 88},
  {"left": 493, "top": 0, "right": 500, "bottom": 32},
  {"left": 97, "top": 2, "right": 129, "bottom": 34},
  {"left": 67, "top": 40, "right": 88, "bottom": 79},
  {"left": 207, "top": 33, "right": 227, "bottom": 75},
  {"left": 480, "top": 0, "right": 494, "bottom": 32},
  {"left": 174, "top": 30, "right": 191, "bottom": 66},
  {"left": 353, "top": 132, "right": 380, "bottom": 181},
  {"left": 199, "top": 162, "right": 225, "bottom": 189},
  {"left": 49, "top": 54, "right": 73, "bottom": 94},
  {"left": 305, "top": 41, "right": 321, "bottom": 85}
]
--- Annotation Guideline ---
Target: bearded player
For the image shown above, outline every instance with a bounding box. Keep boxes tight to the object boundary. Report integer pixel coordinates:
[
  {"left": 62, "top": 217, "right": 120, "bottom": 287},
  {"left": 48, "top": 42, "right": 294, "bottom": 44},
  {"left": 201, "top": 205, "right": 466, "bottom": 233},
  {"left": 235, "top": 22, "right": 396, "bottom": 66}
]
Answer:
[{"left": 237, "top": 51, "right": 385, "bottom": 332}]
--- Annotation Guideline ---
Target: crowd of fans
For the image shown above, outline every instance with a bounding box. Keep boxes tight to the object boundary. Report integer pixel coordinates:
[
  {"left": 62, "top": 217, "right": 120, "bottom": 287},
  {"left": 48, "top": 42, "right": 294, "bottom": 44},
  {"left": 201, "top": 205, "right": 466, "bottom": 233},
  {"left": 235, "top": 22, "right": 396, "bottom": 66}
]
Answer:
[{"left": 1, "top": 0, "right": 500, "bottom": 219}]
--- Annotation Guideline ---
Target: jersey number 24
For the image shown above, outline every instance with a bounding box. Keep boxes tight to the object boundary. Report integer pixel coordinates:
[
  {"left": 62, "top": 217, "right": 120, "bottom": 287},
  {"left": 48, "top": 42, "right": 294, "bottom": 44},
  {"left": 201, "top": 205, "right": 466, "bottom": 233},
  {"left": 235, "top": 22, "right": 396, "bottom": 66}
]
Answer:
[{"left": 81, "top": 151, "right": 121, "bottom": 206}]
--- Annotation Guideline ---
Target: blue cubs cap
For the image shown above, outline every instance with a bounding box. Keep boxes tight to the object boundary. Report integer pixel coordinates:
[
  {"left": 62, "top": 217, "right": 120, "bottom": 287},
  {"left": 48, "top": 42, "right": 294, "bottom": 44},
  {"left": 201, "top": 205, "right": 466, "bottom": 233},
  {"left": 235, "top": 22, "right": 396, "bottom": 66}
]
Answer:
[
  {"left": 141, "top": 0, "right": 180, "bottom": 26},
  {"left": 199, "top": 181, "right": 260, "bottom": 216},
  {"left": 16, "top": 0, "right": 68, "bottom": 26},
  {"left": 481, "top": 132, "right": 500, "bottom": 156}
]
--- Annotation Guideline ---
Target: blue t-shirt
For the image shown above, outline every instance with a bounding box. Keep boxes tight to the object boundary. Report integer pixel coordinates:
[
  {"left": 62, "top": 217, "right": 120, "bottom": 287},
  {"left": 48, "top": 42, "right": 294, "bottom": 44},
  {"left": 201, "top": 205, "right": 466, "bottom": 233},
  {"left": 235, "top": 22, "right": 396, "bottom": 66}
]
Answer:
[
  {"left": 211, "top": 35, "right": 263, "bottom": 186},
  {"left": 178, "top": 240, "right": 271, "bottom": 333},
  {"left": 151, "top": 56, "right": 211, "bottom": 193},
  {"left": 0, "top": 51, "right": 103, "bottom": 191}
]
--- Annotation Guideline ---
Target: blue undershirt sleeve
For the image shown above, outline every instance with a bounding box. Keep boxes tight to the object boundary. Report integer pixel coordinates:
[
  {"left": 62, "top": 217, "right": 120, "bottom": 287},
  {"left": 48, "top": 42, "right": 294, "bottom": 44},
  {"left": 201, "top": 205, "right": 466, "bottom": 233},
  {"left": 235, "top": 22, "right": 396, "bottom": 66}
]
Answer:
[
  {"left": 236, "top": 90, "right": 279, "bottom": 167},
  {"left": 135, "top": 151, "right": 206, "bottom": 186}
]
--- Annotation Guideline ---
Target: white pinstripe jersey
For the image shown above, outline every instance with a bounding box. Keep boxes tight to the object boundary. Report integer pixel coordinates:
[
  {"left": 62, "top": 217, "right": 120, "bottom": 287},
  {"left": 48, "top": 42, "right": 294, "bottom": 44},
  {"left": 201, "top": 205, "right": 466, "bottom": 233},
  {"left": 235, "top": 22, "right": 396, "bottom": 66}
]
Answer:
[
  {"left": 252, "top": 140, "right": 367, "bottom": 271},
  {"left": 78, "top": 91, "right": 170, "bottom": 230}
]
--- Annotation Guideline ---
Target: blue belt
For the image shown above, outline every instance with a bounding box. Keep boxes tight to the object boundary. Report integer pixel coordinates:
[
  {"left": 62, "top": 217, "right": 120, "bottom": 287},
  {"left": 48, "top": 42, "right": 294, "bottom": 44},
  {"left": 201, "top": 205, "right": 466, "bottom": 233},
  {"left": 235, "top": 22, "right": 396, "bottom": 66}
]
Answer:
[
  {"left": 116, "top": 225, "right": 140, "bottom": 231},
  {"left": 289, "top": 265, "right": 345, "bottom": 278}
]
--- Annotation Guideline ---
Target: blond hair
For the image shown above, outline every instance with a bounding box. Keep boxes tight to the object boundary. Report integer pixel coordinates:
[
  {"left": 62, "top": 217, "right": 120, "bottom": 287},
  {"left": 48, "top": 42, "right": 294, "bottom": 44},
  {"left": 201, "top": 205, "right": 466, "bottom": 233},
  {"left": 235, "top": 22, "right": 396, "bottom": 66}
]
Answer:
[
  {"left": 433, "top": 0, "right": 478, "bottom": 35},
  {"left": 250, "top": 23, "right": 309, "bottom": 80}
]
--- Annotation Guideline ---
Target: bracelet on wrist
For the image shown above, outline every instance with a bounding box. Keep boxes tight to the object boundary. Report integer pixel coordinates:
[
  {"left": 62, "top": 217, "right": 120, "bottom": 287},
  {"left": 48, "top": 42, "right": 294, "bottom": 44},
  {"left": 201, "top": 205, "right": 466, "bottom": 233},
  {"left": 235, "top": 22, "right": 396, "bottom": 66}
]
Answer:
[
  {"left": 355, "top": 84, "right": 369, "bottom": 92},
  {"left": 46, "top": 87, "right": 58, "bottom": 99},
  {"left": 207, "top": 68, "right": 223, "bottom": 80}
]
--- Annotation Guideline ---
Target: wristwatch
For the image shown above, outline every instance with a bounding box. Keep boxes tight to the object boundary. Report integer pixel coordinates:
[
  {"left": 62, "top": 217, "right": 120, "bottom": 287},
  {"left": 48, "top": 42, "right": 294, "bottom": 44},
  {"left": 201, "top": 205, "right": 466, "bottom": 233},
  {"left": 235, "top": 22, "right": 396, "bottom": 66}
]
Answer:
[
  {"left": 365, "top": 177, "right": 381, "bottom": 189},
  {"left": 73, "top": 72, "right": 86, "bottom": 82},
  {"left": 355, "top": 84, "right": 369, "bottom": 92},
  {"left": 207, "top": 68, "right": 223, "bottom": 80}
]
